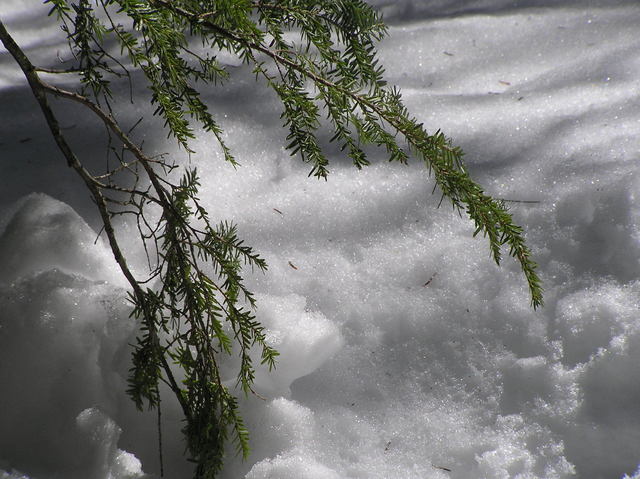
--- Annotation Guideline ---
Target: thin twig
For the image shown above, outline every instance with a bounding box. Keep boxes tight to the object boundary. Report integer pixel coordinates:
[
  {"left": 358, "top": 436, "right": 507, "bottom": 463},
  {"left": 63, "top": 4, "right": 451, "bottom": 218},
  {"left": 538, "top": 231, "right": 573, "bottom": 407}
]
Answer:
[
  {"left": 497, "top": 198, "right": 541, "bottom": 204},
  {"left": 35, "top": 66, "right": 82, "bottom": 74}
]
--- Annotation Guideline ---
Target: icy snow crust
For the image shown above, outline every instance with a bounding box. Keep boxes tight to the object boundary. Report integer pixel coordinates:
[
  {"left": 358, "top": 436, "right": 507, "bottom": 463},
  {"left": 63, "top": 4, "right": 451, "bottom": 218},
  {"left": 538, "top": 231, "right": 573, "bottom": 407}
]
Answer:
[{"left": 1, "top": 1, "right": 640, "bottom": 478}]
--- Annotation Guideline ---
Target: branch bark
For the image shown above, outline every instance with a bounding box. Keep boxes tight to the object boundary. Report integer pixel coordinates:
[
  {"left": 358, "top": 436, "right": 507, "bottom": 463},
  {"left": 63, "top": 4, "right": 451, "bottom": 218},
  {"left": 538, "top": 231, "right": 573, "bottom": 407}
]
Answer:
[{"left": 0, "top": 18, "right": 189, "bottom": 417}]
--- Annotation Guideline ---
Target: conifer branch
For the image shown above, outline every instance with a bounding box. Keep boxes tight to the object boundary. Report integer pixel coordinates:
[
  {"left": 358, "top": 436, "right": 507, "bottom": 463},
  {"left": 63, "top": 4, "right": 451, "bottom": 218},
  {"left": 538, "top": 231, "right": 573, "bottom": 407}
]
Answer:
[{"left": 150, "top": 0, "right": 543, "bottom": 308}]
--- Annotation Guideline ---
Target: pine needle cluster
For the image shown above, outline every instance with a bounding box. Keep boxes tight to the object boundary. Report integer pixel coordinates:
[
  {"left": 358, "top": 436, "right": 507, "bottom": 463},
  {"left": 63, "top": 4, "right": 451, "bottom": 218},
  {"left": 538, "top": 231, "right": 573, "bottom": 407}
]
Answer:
[{"left": 0, "top": 1, "right": 542, "bottom": 477}]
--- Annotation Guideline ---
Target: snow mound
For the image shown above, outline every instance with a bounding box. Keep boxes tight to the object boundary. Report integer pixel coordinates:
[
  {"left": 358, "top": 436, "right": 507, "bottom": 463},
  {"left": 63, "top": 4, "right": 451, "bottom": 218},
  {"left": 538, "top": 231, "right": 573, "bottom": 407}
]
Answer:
[
  {"left": 76, "top": 408, "right": 144, "bottom": 479},
  {"left": 245, "top": 399, "right": 341, "bottom": 479},
  {"left": 0, "top": 268, "right": 141, "bottom": 478},
  {"left": 246, "top": 453, "right": 341, "bottom": 479},
  {"left": 0, "top": 193, "right": 124, "bottom": 286},
  {"left": 249, "top": 294, "right": 344, "bottom": 396}
]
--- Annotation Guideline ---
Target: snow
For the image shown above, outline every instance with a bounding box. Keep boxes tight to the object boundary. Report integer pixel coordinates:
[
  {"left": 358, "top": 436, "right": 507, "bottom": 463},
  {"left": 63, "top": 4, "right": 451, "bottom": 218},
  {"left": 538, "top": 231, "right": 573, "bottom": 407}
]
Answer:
[{"left": 1, "top": 1, "right": 640, "bottom": 478}]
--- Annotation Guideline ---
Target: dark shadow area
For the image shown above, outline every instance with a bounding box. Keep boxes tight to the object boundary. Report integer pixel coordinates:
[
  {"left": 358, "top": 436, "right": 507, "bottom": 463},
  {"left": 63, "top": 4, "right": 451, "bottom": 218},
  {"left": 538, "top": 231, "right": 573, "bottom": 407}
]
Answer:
[{"left": 370, "top": 0, "right": 638, "bottom": 24}]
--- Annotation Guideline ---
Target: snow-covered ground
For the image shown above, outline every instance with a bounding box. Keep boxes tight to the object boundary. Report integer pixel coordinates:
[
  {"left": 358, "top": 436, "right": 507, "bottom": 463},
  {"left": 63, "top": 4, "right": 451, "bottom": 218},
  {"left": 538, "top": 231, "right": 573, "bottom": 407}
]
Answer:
[{"left": 1, "top": 1, "right": 640, "bottom": 478}]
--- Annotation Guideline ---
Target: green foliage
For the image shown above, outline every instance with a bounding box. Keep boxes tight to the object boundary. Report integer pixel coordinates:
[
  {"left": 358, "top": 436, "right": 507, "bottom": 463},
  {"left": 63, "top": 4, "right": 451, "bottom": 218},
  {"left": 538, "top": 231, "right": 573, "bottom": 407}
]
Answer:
[
  {"left": 1, "top": 0, "right": 543, "bottom": 477},
  {"left": 126, "top": 169, "right": 276, "bottom": 472}
]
